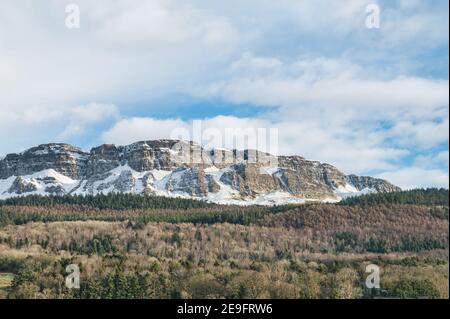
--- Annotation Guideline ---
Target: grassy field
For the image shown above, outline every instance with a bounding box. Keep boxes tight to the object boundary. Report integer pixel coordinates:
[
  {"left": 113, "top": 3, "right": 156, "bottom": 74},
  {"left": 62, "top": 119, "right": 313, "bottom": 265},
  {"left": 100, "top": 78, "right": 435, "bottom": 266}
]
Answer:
[
  {"left": 0, "top": 272, "right": 14, "bottom": 297},
  {"left": 0, "top": 273, "right": 14, "bottom": 287}
]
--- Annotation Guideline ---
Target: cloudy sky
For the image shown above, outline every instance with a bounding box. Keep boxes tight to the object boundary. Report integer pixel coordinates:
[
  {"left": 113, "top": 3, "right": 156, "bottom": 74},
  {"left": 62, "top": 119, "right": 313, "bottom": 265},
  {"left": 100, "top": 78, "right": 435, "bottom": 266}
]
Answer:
[{"left": 0, "top": 0, "right": 448, "bottom": 189}]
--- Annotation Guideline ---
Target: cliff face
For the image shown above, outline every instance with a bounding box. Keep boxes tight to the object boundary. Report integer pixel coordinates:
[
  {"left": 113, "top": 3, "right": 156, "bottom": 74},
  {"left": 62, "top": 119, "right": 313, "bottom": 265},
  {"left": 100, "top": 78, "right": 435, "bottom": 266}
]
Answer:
[
  {"left": 345, "top": 175, "right": 401, "bottom": 193},
  {"left": 0, "top": 140, "right": 401, "bottom": 204},
  {"left": 0, "top": 144, "right": 88, "bottom": 180}
]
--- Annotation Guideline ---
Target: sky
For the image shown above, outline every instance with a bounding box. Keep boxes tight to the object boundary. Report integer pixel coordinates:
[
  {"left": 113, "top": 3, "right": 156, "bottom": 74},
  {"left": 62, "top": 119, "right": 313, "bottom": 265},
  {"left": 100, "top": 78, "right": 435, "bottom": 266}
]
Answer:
[{"left": 0, "top": 0, "right": 448, "bottom": 189}]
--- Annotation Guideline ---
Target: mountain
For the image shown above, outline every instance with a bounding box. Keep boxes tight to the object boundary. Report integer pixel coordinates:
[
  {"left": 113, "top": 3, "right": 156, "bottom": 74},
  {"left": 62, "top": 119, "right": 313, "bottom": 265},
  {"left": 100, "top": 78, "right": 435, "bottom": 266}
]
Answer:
[{"left": 0, "top": 140, "right": 400, "bottom": 205}]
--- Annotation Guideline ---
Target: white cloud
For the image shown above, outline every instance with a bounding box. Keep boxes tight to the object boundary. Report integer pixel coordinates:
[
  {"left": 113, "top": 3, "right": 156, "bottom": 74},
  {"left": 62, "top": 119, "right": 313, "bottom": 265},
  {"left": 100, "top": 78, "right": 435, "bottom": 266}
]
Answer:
[
  {"left": 200, "top": 56, "right": 449, "bottom": 123},
  {"left": 414, "top": 151, "right": 449, "bottom": 170},
  {"left": 58, "top": 103, "right": 120, "bottom": 139},
  {"left": 386, "top": 119, "right": 449, "bottom": 150},
  {"left": 102, "top": 117, "right": 189, "bottom": 145},
  {"left": 101, "top": 115, "right": 409, "bottom": 174},
  {"left": 0, "top": 103, "right": 118, "bottom": 154},
  {"left": 377, "top": 167, "right": 449, "bottom": 189},
  {"left": 101, "top": 52, "right": 448, "bottom": 178},
  {"left": 94, "top": 0, "right": 239, "bottom": 50},
  {"left": 272, "top": 121, "right": 409, "bottom": 173},
  {"left": 231, "top": 52, "right": 283, "bottom": 73},
  {"left": 380, "top": 3, "right": 449, "bottom": 50},
  {"left": 102, "top": 112, "right": 449, "bottom": 188},
  {"left": 0, "top": 0, "right": 241, "bottom": 154},
  {"left": 195, "top": 55, "right": 448, "bottom": 174},
  {"left": 1, "top": 0, "right": 446, "bottom": 111},
  {"left": 101, "top": 116, "right": 270, "bottom": 149},
  {"left": 381, "top": 151, "right": 450, "bottom": 189},
  {"left": 0, "top": 1, "right": 448, "bottom": 189}
]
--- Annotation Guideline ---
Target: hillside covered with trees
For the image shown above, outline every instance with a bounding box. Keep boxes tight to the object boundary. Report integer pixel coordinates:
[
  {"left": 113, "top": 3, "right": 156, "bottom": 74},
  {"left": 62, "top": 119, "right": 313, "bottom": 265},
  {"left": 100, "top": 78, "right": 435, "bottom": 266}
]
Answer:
[
  {"left": 339, "top": 188, "right": 449, "bottom": 207},
  {"left": 0, "top": 189, "right": 448, "bottom": 299}
]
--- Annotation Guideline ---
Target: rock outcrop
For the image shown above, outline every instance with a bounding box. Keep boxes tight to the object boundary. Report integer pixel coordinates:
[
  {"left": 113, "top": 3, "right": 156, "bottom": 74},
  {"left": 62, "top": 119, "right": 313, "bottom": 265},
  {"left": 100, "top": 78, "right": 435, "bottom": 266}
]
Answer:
[
  {"left": 346, "top": 175, "right": 401, "bottom": 193},
  {"left": 0, "top": 140, "right": 401, "bottom": 204},
  {"left": 0, "top": 144, "right": 88, "bottom": 180},
  {"left": 8, "top": 177, "right": 37, "bottom": 195},
  {"left": 165, "top": 166, "right": 220, "bottom": 197}
]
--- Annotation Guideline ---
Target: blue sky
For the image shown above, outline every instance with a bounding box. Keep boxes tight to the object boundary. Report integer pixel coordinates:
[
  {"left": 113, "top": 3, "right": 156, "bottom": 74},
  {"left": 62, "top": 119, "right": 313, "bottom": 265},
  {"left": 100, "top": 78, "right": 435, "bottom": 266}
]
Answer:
[{"left": 0, "top": 0, "right": 448, "bottom": 189}]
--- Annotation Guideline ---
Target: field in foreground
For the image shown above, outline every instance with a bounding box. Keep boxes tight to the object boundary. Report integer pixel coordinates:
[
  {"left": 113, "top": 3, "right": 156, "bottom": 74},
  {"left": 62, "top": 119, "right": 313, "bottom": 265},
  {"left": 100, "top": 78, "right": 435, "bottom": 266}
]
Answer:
[{"left": 0, "top": 189, "right": 448, "bottom": 299}]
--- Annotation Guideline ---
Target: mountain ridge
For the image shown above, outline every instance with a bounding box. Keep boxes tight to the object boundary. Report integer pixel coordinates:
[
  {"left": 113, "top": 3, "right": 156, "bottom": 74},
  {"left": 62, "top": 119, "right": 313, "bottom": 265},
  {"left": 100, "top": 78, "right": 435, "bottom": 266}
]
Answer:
[{"left": 0, "top": 140, "right": 401, "bottom": 205}]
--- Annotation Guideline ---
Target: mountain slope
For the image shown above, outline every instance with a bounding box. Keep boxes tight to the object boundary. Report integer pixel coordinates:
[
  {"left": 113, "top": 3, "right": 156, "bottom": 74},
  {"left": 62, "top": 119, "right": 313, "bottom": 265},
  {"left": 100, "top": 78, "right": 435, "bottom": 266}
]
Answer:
[{"left": 0, "top": 140, "right": 400, "bottom": 205}]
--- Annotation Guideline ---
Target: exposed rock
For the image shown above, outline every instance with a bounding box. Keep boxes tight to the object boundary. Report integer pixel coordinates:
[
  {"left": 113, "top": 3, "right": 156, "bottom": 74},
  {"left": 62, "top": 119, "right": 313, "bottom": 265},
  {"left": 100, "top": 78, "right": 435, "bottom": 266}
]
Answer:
[
  {"left": 274, "top": 156, "right": 345, "bottom": 199},
  {"left": 166, "top": 166, "right": 220, "bottom": 197},
  {"left": 220, "top": 163, "right": 280, "bottom": 197},
  {"left": 220, "top": 165, "right": 247, "bottom": 194},
  {"left": 122, "top": 141, "right": 155, "bottom": 171},
  {"left": 44, "top": 185, "right": 66, "bottom": 195},
  {"left": 0, "top": 144, "right": 88, "bottom": 179},
  {"left": 37, "top": 176, "right": 58, "bottom": 184},
  {"left": 142, "top": 172, "right": 155, "bottom": 190},
  {"left": 79, "top": 172, "right": 112, "bottom": 194},
  {"left": 346, "top": 175, "right": 401, "bottom": 193},
  {"left": 84, "top": 144, "right": 121, "bottom": 176},
  {"left": 209, "top": 149, "right": 236, "bottom": 168},
  {"left": 7, "top": 177, "right": 37, "bottom": 194},
  {"left": 209, "top": 149, "right": 277, "bottom": 168},
  {"left": 0, "top": 140, "right": 401, "bottom": 203},
  {"left": 113, "top": 170, "right": 136, "bottom": 193}
]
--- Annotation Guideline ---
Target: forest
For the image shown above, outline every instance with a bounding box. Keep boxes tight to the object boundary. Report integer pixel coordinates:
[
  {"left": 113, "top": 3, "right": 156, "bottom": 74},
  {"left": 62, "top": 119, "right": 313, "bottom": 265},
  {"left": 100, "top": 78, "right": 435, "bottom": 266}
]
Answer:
[
  {"left": 339, "top": 188, "right": 449, "bottom": 206},
  {"left": 0, "top": 188, "right": 448, "bottom": 299}
]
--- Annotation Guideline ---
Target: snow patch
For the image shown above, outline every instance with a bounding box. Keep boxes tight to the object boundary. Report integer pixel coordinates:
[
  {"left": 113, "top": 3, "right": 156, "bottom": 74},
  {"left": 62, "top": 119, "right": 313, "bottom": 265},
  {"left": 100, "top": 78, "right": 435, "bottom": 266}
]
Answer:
[
  {"left": 261, "top": 166, "right": 280, "bottom": 175},
  {"left": 334, "top": 183, "right": 376, "bottom": 200},
  {"left": 0, "top": 169, "right": 79, "bottom": 199},
  {"left": 0, "top": 165, "right": 380, "bottom": 206}
]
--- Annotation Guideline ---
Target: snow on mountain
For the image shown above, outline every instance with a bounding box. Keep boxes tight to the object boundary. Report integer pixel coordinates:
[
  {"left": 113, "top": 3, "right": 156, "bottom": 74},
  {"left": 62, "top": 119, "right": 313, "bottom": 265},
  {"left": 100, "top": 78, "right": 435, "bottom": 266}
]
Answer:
[
  {"left": 0, "top": 140, "right": 401, "bottom": 205},
  {"left": 0, "top": 169, "right": 78, "bottom": 200}
]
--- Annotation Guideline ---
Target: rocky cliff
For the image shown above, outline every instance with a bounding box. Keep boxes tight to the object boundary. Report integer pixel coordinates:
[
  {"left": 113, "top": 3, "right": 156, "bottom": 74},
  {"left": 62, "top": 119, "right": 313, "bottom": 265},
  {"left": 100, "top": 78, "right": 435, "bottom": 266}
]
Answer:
[{"left": 0, "top": 140, "right": 401, "bottom": 205}]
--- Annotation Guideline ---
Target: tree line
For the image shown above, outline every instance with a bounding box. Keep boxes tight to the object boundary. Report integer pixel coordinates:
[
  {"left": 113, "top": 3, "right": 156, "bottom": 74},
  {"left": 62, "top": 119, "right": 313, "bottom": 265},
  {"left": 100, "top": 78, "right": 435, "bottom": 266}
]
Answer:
[
  {"left": 339, "top": 188, "right": 449, "bottom": 207},
  {"left": 0, "top": 193, "right": 214, "bottom": 210}
]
